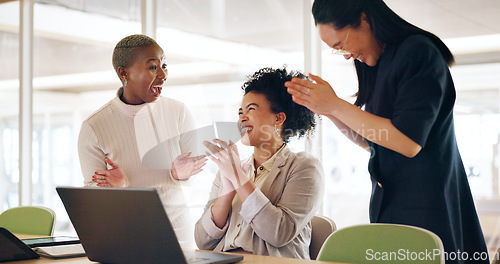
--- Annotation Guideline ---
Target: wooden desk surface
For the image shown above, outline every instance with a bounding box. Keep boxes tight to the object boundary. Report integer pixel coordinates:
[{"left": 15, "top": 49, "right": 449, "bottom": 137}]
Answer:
[
  {"left": 13, "top": 233, "right": 51, "bottom": 240},
  {"left": 9, "top": 234, "right": 342, "bottom": 263},
  {"left": 2, "top": 251, "right": 342, "bottom": 264}
]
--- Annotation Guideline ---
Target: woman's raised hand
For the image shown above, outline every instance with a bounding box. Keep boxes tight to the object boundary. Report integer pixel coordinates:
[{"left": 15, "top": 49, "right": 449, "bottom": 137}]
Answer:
[
  {"left": 285, "top": 73, "right": 340, "bottom": 116},
  {"left": 171, "top": 153, "right": 207, "bottom": 180}
]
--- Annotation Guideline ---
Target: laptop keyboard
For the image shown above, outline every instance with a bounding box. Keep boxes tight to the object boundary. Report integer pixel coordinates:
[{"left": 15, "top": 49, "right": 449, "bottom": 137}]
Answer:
[
  {"left": 34, "top": 244, "right": 86, "bottom": 258},
  {"left": 186, "top": 256, "right": 210, "bottom": 264}
]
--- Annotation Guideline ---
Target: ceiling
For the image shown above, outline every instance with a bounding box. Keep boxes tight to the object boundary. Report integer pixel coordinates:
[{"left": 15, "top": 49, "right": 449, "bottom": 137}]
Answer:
[
  {"left": 31, "top": 0, "right": 500, "bottom": 49},
  {"left": 0, "top": 0, "right": 499, "bottom": 113}
]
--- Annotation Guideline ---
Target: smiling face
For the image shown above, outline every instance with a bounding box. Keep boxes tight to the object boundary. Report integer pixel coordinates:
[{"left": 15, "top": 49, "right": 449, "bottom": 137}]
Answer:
[
  {"left": 238, "top": 92, "right": 282, "bottom": 147},
  {"left": 318, "top": 15, "right": 384, "bottom": 66},
  {"left": 119, "top": 43, "right": 168, "bottom": 105}
]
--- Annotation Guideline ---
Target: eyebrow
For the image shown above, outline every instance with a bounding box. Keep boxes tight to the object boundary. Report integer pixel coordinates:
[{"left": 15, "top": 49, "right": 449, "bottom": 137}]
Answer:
[
  {"left": 147, "top": 58, "right": 160, "bottom": 63},
  {"left": 238, "top": 103, "right": 259, "bottom": 111}
]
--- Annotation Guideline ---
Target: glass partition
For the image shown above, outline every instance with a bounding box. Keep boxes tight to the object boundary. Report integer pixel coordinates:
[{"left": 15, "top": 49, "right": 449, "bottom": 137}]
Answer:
[
  {"left": 0, "top": 1, "right": 20, "bottom": 211},
  {"left": 30, "top": 0, "right": 140, "bottom": 234}
]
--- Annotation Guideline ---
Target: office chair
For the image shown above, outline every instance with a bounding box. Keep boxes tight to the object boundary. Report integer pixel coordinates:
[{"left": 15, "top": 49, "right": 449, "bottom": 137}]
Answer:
[
  {"left": 309, "top": 215, "right": 336, "bottom": 260},
  {"left": 0, "top": 206, "right": 56, "bottom": 236},
  {"left": 317, "top": 223, "right": 445, "bottom": 264}
]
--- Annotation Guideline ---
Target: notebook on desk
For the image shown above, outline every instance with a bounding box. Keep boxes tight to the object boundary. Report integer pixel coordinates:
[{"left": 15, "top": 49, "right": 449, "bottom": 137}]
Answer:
[{"left": 56, "top": 186, "right": 243, "bottom": 264}]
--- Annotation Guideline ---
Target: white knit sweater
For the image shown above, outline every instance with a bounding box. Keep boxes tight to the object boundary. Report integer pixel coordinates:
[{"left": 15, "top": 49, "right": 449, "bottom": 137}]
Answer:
[{"left": 77, "top": 89, "right": 196, "bottom": 247}]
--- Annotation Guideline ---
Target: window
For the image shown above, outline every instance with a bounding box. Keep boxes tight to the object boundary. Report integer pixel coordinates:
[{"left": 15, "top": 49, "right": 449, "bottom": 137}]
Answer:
[
  {"left": 1, "top": 0, "right": 499, "bottom": 253},
  {"left": 0, "top": 0, "right": 19, "bottom": 211}
]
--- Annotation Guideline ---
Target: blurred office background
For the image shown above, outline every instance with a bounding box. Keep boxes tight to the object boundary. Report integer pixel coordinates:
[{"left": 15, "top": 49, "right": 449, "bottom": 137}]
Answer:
[{"left": 0, "top": 0, "right": 499, "bottom": 252}]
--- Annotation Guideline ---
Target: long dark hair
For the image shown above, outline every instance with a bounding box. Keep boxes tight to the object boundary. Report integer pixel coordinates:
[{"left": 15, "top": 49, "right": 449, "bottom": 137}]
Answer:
[{"left": 312, "top": 0, "right": 454, "bottom": 107}]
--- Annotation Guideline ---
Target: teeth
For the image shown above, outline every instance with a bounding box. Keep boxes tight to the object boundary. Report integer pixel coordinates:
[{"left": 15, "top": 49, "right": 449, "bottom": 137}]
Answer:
[
  {"left": 241, "top": 127, "right": 252, "bottom": 133},
  {"left": 150, "top": 86, "right": 162, "bottom": 96}
]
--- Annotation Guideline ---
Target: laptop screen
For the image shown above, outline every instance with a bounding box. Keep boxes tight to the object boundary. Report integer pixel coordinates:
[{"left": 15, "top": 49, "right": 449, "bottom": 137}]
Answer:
[
  {"left": 0, "top": 227, "right": 39, "bottom": 262},
  {"left": 56, "top": 187, "right": 242, "bottom": 264}
]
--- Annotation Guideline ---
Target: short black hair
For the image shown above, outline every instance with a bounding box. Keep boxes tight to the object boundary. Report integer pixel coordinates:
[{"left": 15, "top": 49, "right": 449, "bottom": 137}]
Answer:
[
  {"left": 112, "top": 34, "right": 157, "bottom": 78},
  {"left": 242, "top": 66, "right": 317, "bottom": 143}
]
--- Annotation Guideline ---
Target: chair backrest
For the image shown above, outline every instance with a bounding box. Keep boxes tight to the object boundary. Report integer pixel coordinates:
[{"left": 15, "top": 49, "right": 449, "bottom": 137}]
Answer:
[
  {"left": 309, "top": 215, "right": 336, "bottom": 260},
  {"left": 492, "top": 247, "right": 500, "bottom": 264},
  {"left": 317, "top": 223, "right": 445, "bottom": 264},
  {"left": 0, "top": 206, "right": 55, "bottom": 236}
]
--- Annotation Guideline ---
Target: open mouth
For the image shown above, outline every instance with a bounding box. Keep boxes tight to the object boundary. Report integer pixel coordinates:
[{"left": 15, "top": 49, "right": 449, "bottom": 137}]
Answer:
[
  {"left": 240, "top": 126, "right": 253, "bottom": 135},
  {"left": 354, "top": 54, "right": 363, "bottom": 62},
  {"left": 150, "top": 85, "right": 163, "bottom": 97}
]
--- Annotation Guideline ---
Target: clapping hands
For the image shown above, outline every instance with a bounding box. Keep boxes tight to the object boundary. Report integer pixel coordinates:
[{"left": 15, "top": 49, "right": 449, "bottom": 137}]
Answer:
[{"left": 203, "top": 139, "right": 249, "bottom": 193}]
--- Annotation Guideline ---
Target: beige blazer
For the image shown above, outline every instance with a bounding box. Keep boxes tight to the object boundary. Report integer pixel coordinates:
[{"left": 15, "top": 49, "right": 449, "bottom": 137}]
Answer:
[{"left": 194, "top": 146, "right": 324, "bottom": 259}]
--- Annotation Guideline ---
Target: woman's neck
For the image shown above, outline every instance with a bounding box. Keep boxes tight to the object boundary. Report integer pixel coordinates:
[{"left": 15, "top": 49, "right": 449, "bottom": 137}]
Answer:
[{"left": 253, "top": 140, "right": 284, "bottom": 169}]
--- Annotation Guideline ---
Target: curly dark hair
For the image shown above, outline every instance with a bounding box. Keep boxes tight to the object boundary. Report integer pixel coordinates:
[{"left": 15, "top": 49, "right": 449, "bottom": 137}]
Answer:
[{"left": 241, "top": 66, "right": 317, "bottom": 143}]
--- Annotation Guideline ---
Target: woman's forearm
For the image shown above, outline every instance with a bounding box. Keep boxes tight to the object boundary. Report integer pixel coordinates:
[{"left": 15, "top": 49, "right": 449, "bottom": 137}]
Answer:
[
  {"left": 285, "top": 74, "right": 421, "bottom": 157},
  {"left": 325, "top": 113, "right": 370, "bottom": 151},
  {"left": 210, "top": 191, "right": 236, "bottom": 229},
  {"left": 330, "top": 98, "right": 422, "bottom": 157},
  {"left": 235, "top": 181, "right": 256, "bottom": 204}
]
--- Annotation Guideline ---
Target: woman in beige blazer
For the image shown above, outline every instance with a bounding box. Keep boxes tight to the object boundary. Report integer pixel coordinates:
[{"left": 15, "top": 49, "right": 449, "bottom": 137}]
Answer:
[{"left": 195, "top": 67, "right": 324, "bottom": 259}]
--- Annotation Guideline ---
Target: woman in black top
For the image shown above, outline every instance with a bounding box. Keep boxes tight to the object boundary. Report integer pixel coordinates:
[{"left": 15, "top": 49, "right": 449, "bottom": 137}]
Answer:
[{"left": 285, "top": 0, "right": 489, "bottom": 263}]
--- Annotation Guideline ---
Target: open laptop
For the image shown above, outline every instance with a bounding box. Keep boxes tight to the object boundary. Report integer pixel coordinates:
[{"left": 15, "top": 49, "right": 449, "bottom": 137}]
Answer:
[
  {"left": 56, "top": 187, "right": 243, "bottom": 264},
  {"left": 0, "top": 227, "right": 39, "bottom": 262}
]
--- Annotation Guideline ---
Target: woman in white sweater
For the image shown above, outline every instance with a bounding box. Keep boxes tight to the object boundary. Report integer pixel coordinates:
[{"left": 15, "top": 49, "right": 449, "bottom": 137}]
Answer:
[
  {"left": 77, "top": 34, "right": 206, "bottom": 248},
  {"left": 195, "top": 67, "right": 324, "bottom": 259}
]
